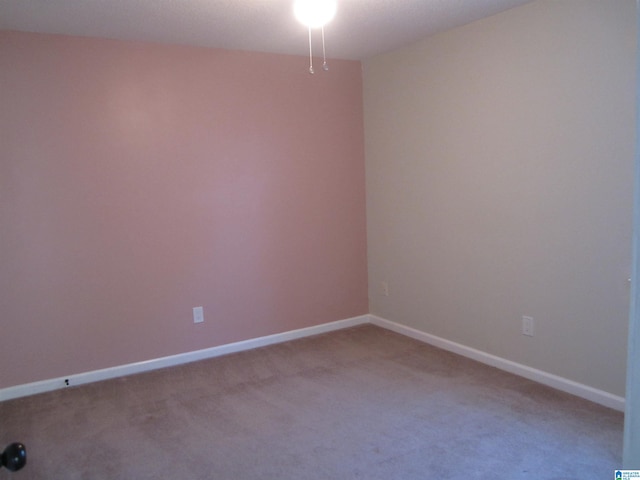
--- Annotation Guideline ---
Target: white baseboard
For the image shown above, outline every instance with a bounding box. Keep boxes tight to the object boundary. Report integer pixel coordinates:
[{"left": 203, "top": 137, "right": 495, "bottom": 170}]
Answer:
[
  {"left": 369, "top": 314, "right": 625, "bottom": 412},
  {"left": 0, "top": 315, "right": 369, "bottom": 402},
  {"left": 1, "top": 313, "right": 625, "bottom": 412}
]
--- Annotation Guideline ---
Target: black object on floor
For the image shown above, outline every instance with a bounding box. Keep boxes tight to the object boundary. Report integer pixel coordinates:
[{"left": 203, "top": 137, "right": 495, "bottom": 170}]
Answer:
[{"left": 1, "top": 442, "right": 27, "bottom": 472}]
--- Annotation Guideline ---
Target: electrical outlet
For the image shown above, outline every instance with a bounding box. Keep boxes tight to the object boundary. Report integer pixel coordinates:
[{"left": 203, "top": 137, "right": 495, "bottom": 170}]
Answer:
[
  {"left": 522, "top": 316, "right": 534, "bottom": 337},
  {"left": 193, "top": 306, "right": 204, "bottom": 324},
  {"left": 381, "top": 281, "right": 389, "bottom": 296}
]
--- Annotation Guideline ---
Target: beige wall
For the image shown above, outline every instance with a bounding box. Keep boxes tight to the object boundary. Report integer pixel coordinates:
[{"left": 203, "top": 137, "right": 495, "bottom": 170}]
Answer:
[{"left": 364, "top": 0, "right": 636, "bottom": 397}]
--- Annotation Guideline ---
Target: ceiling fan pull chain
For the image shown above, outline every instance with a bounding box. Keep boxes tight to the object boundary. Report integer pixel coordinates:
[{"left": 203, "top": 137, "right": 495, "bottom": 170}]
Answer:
[
  {"left": 308, "top": 27, "right": 314, "bottom": 74},
  {"left": 322, "top": 26, "right": 328, "bottom": 71}
]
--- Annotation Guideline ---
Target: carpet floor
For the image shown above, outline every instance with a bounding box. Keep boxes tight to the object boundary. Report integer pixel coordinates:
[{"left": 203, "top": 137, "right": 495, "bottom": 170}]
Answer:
[{"left": 0, "top": 324, "right": 623, "bottom": 479}]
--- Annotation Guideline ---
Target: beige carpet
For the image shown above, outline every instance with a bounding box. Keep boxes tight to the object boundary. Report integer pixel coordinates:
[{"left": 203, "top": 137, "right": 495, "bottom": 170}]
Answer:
[{"left": 0, "top": 325, "right": 623, "bottom": 479}]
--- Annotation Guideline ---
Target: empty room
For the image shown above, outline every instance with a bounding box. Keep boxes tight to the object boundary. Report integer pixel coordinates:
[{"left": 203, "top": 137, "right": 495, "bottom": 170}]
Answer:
[{"left": 1, "top": 0, "right": 638, "bottom": 477}]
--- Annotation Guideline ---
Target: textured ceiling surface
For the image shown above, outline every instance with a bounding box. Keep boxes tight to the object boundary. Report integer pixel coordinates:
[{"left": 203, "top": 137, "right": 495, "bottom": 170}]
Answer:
[{"left": 0, "top": 0, "right": 533, "bottom": 59}]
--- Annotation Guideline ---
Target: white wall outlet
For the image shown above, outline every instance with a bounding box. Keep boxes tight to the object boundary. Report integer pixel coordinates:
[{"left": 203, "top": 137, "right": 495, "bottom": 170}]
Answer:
[
  {"left": 193, "top": 306, "right": 204, "bottom": 324},
  {"left": 381, "top": 281, "right": 389, "bottom": 296},
  {"left": 522, "top": 316, "right": 534, "bottom": 337}
]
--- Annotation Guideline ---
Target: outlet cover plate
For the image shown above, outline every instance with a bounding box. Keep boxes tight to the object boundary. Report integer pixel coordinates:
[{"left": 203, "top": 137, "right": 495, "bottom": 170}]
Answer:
[
  {"left": 522, "top": 316, "right": 534, "bottom": 336},
  {"left": 193, "top": 306, "right": 204, "bottom": 324}
]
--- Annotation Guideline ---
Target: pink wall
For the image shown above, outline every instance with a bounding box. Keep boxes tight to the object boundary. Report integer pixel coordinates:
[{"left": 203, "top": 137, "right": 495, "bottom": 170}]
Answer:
[{"left": 0, "top": 31, "right": 368, "bottom": 389}]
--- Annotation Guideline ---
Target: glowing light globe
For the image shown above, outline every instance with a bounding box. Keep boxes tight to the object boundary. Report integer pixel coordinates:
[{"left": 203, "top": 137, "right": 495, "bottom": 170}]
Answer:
[{"left": 294, "top": 0, "right": 337, "bottom": 29}]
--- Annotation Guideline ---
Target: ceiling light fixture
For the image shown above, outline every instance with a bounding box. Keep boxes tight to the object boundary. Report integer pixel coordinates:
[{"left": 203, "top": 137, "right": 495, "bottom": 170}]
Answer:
[{"left": 293, "top": 0, "right": 337, "bottom": 74}]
